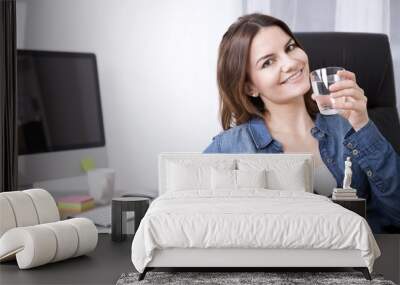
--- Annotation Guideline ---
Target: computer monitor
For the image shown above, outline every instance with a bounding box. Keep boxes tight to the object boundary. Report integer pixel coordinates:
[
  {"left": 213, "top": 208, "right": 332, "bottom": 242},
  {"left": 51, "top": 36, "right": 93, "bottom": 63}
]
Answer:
[{"left": 17, "top": 50, "right": 108, "bottom": 190}]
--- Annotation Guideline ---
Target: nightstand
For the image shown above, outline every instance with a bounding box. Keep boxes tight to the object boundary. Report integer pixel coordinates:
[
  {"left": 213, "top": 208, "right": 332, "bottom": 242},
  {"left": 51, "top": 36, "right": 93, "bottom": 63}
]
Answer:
[{"left": 331, "top": 198, "right": 366, "bottom": 218}]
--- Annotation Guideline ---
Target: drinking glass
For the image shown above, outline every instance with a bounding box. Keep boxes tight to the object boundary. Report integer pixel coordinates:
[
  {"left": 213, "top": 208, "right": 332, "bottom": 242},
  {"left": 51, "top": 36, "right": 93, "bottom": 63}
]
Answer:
[{"left": 310, "top": 67, "right": 345, "bottom": 115}]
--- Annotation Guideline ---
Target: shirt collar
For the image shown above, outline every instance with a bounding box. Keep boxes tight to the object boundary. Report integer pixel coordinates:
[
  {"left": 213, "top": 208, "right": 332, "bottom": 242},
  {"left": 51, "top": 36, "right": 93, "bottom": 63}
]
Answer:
[
  {"left": 248, "top": 113, "right": 341, "bottom": 149},
  {"left": 247, "top": 116, "right": 273, "bottom": 149}
]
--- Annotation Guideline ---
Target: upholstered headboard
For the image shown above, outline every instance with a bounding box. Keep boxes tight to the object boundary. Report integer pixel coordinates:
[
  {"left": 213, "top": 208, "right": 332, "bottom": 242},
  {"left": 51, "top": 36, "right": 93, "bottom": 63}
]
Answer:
[{"left": 158, "top": 153, "right": 314, "bottom": 195}]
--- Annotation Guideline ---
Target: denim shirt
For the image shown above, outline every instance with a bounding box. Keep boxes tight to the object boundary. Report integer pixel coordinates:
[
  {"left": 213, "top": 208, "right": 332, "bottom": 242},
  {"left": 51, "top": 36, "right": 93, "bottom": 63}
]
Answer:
[{"left": 204, "top": 114, "right": 400, "bottom": 233}]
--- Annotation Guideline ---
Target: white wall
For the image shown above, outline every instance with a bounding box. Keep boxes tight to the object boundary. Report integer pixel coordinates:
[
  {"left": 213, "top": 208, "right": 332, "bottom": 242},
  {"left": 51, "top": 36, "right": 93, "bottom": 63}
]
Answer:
[{"left": 16, "top": 0, "right": 243, "bottom": 195}]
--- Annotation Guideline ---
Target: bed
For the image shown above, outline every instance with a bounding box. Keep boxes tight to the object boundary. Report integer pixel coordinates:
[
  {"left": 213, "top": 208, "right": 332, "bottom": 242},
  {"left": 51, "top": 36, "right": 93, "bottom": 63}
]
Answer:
[{"left": 131, "top": 153, "right": 380, "bottom": 280}]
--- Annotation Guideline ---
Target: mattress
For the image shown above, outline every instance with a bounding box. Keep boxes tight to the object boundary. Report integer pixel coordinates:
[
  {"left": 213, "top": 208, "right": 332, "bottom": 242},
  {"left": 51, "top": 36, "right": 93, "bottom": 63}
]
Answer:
[{"left": 131, "top": 189, "right": 380, "bottom": 273}]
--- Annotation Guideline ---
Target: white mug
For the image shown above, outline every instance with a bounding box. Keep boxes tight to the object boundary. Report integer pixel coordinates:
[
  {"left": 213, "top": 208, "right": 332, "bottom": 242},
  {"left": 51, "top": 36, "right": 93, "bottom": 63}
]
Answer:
[{"left": 87, "top": 168, "right": 116, "bottom": 205}]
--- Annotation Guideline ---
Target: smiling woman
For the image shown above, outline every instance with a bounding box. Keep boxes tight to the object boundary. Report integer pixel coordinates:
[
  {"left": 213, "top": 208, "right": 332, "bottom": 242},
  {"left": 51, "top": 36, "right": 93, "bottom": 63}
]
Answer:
[
  {"left": 204, "top": 13, "right": 400, "bottom": 234},
  {"left": 216, "top": 14, "right": 318, "bottom": 130}
]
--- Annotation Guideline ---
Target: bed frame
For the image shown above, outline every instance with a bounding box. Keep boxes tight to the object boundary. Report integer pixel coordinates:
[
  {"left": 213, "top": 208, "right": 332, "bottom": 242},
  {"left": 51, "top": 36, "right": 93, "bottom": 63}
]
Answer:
[
  {"left": 137, "top": 153, "right": 373, "bottom": 281},
  {"left": 139, "top": 248, "right": 371, "bottom": 280}
]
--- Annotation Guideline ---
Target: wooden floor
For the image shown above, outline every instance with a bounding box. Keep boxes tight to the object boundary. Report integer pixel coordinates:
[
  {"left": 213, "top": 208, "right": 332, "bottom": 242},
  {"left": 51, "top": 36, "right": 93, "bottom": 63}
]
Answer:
[
  {"left": 1, "top": 234, "right": 398, "bottom": 284},
  {"left": 0, "top": 234, "right": 133, "bottom": 285}
]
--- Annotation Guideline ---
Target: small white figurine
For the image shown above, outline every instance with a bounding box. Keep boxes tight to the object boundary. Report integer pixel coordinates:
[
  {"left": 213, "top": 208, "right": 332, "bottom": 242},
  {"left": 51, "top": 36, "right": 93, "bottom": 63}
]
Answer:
[{"left": 343, "top": 157, "right": 352, "bottom": 189}]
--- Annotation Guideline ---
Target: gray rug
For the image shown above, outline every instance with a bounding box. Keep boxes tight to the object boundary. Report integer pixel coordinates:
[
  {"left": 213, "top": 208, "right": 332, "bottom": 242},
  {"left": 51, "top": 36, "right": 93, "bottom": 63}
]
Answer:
[{"left": 116, "top": 271, "right": 396, "bottom": 285}]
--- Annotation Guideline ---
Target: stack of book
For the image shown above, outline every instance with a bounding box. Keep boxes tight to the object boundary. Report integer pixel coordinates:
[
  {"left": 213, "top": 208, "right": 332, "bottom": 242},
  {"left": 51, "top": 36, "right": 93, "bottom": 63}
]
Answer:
[
  {"left": 332, "top": 188, "right": 358, "bottom": 200},
  {"left": 57, "top": 195, "right": 95, "bottom": 217}
]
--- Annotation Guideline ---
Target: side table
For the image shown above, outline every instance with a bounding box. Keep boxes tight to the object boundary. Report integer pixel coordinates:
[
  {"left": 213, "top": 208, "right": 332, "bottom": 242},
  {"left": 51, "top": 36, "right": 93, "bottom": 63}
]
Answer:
[
  {"left": 331, "top": 198, "right": 366, "bottom": 218},
  {"left": 112, "top": 197, "right": 150, "bottom": 241}
]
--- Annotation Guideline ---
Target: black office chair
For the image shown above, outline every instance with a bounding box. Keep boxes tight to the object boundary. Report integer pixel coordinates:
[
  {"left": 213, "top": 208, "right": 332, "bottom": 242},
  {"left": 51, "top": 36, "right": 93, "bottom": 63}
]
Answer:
[{"left": 295, "top": 32, "right": 400, "bottom": 154}]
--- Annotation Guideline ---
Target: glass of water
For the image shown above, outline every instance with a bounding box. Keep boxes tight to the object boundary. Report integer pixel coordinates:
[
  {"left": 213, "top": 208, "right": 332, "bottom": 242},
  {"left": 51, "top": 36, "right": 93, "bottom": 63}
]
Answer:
[{"left": 310, "top": 67, "right": 345, "bottom": 115}]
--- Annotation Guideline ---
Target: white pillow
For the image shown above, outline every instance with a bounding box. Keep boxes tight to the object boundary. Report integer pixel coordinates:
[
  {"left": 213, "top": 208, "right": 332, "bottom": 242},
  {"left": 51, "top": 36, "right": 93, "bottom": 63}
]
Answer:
[
  {"left": 236, "top": 169, "right": 267, "bottom": 189},
  {"left": 238, "top": 159, "right": 309, "bottom": 192},
  {"left": 166, "top": 159, "right": 236, "bottom": 192},
  {"left": 211, "top": 168, "right": 236, "bottom": 189},
  {"left": 266, "top": 167, "right": 306, "bottom": 191},
  {"left": 211, "top": 168, "right": 268, "bottom": 190},
  {"left": 168, "top": 163, "right": 210, "bottom": 191}
]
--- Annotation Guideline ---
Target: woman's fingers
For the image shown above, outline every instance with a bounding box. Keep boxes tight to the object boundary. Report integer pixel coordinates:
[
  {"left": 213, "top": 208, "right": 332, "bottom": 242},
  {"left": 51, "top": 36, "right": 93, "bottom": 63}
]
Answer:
[
  {"left": 328, "top": 70, "right": 370, "bottom": 131},
  {"left": 337, "top": 70, "right": 356, "bottom": 82},
  {"left": 333, "top": 97, "right": 366, "bottom": 111},
  {"left": 330, "top": 88, "right": 367, "bottom": 101},
  {"left": 329, "top": 79, "right": 357, "bottom": 92}
]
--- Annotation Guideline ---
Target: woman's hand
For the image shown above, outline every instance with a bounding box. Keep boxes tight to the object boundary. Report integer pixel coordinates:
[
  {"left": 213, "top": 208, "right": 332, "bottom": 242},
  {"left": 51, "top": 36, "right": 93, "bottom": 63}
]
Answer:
[{"left": 313, "top": 70, "right": 369, "bottom": 131}]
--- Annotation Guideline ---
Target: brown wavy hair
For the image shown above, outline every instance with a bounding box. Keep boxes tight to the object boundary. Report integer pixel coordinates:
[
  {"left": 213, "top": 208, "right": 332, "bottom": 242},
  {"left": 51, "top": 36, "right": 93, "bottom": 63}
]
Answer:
[{"left": 217, "top": 13, "right": 318, "bottom": 130}]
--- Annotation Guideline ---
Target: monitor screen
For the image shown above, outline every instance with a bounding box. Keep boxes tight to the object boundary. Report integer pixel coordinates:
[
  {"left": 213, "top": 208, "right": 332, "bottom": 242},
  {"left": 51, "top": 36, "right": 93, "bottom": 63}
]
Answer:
[{"left": 17, "top": 50, "right": 105, "bottom": 155}]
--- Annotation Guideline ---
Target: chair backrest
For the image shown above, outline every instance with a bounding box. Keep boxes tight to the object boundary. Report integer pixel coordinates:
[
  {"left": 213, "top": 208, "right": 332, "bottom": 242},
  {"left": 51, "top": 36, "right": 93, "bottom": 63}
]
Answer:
[{"left": 295, "top": 32, "right": 400, "bottom": 154}]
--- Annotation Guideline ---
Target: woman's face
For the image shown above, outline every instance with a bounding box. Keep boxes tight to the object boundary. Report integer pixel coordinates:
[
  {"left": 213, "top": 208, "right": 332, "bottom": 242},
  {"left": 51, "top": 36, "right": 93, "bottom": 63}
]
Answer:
[{"left": 246, "top": 26, "right": 310, "bottom": 105}]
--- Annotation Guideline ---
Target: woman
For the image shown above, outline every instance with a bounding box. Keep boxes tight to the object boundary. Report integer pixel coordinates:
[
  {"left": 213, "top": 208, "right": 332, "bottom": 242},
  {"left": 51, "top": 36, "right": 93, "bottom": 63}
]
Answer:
[{"left": 204, "top": 13, "right": 400, "bottom": 234}]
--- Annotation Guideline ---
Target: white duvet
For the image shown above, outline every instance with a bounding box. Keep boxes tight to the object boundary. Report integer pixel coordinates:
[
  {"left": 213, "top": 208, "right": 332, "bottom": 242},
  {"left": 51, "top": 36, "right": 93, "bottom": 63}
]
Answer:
[{"left": 131, "top": 189, "right": 380, "bottom": 273}]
